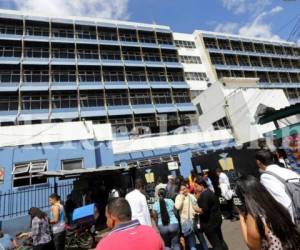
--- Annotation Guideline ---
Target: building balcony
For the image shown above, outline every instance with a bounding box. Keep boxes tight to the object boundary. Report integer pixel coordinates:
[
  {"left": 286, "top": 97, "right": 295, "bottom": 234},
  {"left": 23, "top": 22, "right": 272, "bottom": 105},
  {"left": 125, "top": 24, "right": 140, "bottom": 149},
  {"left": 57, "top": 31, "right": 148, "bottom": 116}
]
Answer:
[
  {"left": 0, "top": 82, "right": 19, "bottom": 91},
  {"left": 257, "top": 82, "right": 300, "bottom": 88},
  {"left": 0, "top": 33, "right": 22, "bottom": 41},
  {"left": 77, "top": 58, "right": 101, "bottom": 66},
  {"left": 149, "top": 81, "right": 170, "bottom": 89},
  {"left": 79, "top": 81, "right": 104, "bottom": 90},
  {"left": 214, "top": 64, "right": 300, "bottom": 73},
  {"left": 176, "top": 103, "right": 196, "bottom": 112},
  {"left": 170, "top": 81, "right": 189, "bottom": 89},
  {"left": 51, "top": 81, "right": 77, "bottom": 90},
  {"left": 127, "top": 81, "right": 150, "bottom": 89},
  {"left": 21, "top": 82, "right": 49, "bottom": 91},
  {"left": 208, "top": 48, "right": 300, "bottom": 60},
  {"left": 51, "top": 108, "right": 79, "bottom": 119},
  {"left": 0, "top": 110, "right": 17, "bottom": 123},
  {"left": 23, "top": 57, "right": 49, "bottom": 65},
  {"left": 0, "top": 57, "right": 20, "bottom": 65},
  {"left": 51, "top": 58, "right": 76, "bottom": 65},
  {"left": 155, "top": 103, "right": 177, "bottom": 113},
  {"left": 103, "top": 81, "right": 128, "bottom": 90},
  {"left": 100, "top": 59, "right": 124, "bottom": 67},
  {"left": 131, "top": 104, "right": 156, "bottom": 115},
  {"left": 123, "top": 60, "right": 145, "bottom": 67},
  {"left": 50, "top": 36, "right": 75, "bottom": 44},
  {"left": 164, "top": 62, "right": 182, "bottom": 68},
  {"left": 80, "top": 106, "right": 107, "bottom": 118},
  {"left": 18, "top": 109, "right": 49, "bottom": 122},
  {"left": 24, "top": 35, "right": 50, "bottom": 42},
  {"left": 107, "top": 105, "right": 133, "bottom": 116}
]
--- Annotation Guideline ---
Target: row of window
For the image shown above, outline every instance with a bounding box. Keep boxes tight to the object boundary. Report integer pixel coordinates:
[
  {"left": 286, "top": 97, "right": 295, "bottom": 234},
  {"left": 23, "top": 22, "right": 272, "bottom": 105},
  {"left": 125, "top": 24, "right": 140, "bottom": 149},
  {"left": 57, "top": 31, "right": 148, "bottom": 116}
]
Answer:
[
  {"left": 0, "top": 45, "right": 178, "bottom": 62},
  {"left": 184, "top": 72, "right": 208, "bottom": 81},
  {"left": 175, "top": 40, "right": 196, "bottom": 49},
  {"left": 0, "top": 22, "right": 174, "bottom": 45},
  {"left": 0, "top": 91, "right": 191, "bottom": 111},
  {"left": 0, "top": 69, "right": 185, "bottom": 83},
  {"left": 283, "top": 89, "right": 300, "bottom": 100},
  {"left": 13, "top": 159, "right": 82, "bottom": 187},
  {"left": 210, "top": 53, "right": 300, "bottom": 69},
  {"left": 179, "top": 55, "right": 202, "bottom": 64},
  {"left": 204, "top": 37, "right": 300, "bottom": 57},
  {"left": 216, "top": 70, "right": 300, "bottom": 83}
]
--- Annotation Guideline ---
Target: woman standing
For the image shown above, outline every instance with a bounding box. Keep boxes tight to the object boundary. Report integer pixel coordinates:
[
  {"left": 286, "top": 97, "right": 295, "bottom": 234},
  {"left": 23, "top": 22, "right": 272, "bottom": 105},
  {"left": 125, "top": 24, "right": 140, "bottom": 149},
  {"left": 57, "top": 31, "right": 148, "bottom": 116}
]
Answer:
[
  {"left": 152, "top": 188, "right": 180, "bottom": 250},
  {"left": 193, "top": 177, "right": 228, "bottom": 250},
  {"left": 18, "top": 207, "right": 53, "bottom": 250},
  {"left": 49, "top": 193, "right": 65, "bottom": 250},
  {"left": 235, "top": 175, "right": 300, "bottom": 250},
  {"left": 175, "top": 184, "right": 197, "bottom": 250}
]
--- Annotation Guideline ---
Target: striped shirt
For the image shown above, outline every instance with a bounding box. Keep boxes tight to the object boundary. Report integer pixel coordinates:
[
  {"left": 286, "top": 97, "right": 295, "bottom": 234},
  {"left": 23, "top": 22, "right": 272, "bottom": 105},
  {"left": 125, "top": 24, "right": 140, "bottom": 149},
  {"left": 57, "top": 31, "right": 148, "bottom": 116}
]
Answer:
[{"left": 29, "top": 217, "right": 52, "bottom": 246}]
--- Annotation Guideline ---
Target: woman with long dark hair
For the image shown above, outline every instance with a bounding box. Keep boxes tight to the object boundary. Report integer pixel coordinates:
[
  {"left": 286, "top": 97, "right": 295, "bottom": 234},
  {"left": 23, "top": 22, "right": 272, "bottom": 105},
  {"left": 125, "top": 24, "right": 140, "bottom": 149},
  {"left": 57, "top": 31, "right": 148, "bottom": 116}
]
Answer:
[
  {"left": 153, "top": 188, "right": 180, "bottom": 250},
  {"left": 235, "top": 175, "right": 300, "bottom": 250},
  {"left": 18, "top": 207, "right": 52, "bottom": 250}
]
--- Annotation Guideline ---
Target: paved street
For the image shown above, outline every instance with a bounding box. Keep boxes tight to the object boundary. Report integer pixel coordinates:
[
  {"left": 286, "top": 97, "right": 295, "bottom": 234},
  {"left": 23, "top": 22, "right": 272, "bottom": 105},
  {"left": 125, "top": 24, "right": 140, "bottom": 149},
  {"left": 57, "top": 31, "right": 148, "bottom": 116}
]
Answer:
[{"left": 222, "top": 219, "right": 248, "bottom": 250}]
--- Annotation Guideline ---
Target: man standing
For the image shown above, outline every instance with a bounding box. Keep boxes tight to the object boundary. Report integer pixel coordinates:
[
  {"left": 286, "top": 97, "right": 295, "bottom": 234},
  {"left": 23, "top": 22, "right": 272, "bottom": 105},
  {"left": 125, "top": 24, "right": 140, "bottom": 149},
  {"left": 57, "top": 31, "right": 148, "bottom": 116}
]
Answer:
[
  {"left": 216, "top": 168, "right": 237, "bottom": 221},
  {"left": 256, "top": 149, "right": 300, "bottom": 222},
  {"left": 125, "top": 178, "right": 152, "bottom": 226},
  {"left": 203, "top": 169, "right": 215, "bottom": 193},
  {"left": 96, "top": 198, "right": 164, "bottom": 250}
]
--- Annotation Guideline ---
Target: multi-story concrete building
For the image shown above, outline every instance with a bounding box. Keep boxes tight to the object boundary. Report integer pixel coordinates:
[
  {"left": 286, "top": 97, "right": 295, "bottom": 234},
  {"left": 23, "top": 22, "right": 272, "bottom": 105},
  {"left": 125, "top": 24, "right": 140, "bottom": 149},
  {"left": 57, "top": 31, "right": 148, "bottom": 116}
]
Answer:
[
  {"left": 196, "top": 30, "right": 300, "bottom": 104},
  {"left": 0, "top": 9, "right": 196, "bottom": 135},
  {"left": 173, "top": 30, "right": 300, "bottom": 144}
]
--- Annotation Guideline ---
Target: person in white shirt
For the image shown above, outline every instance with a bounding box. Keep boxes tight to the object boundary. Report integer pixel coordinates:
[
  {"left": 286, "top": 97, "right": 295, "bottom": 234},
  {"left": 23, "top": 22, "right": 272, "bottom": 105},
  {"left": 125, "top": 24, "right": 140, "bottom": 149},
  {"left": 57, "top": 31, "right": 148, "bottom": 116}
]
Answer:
[
  {"left": 125, "top": 178, "right": 152, "bottom": 226},
  {"left": 216, "top": 168, "right": 237, "bottom": 221},
  {"left": 255, "top": 149, "right": 300, "bottom": 223}
]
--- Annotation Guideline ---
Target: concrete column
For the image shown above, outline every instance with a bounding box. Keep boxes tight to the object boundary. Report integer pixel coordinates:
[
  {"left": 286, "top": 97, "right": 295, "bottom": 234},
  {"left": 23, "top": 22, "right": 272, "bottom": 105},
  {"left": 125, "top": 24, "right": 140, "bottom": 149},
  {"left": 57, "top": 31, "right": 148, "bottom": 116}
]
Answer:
[{"left": 178, "top": 150, "right": 193, "bottom": 178}]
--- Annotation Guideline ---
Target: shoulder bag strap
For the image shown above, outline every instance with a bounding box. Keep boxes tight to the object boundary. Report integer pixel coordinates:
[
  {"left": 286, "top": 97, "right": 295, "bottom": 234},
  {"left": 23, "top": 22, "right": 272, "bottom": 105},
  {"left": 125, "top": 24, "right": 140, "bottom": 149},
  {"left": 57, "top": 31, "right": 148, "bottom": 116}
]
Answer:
[{"left": 264, "top": 171, "right": 286, "bottom": 184}]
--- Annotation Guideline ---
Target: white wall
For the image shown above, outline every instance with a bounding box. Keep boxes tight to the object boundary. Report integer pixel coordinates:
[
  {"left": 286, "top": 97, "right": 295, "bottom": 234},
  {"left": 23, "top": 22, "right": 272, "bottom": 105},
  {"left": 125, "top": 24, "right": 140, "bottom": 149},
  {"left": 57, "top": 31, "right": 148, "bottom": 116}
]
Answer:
[{"left": 195, "top": 82, "right": 291, "bottom": 144}]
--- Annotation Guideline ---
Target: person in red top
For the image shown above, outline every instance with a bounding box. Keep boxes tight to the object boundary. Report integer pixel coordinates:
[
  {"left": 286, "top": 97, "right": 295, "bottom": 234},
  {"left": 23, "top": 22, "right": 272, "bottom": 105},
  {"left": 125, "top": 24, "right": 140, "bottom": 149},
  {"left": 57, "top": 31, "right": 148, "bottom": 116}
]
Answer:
[{"left": 96, "top": 197, "right": 164, "bottom": 250}]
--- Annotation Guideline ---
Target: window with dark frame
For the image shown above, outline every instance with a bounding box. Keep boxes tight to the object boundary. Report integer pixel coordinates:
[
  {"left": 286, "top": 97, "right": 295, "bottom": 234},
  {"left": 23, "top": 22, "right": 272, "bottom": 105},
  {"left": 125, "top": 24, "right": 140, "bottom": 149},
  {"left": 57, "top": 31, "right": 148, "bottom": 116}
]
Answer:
[{"left": 12, "top": 160, "right": 47, "bottom": 188}]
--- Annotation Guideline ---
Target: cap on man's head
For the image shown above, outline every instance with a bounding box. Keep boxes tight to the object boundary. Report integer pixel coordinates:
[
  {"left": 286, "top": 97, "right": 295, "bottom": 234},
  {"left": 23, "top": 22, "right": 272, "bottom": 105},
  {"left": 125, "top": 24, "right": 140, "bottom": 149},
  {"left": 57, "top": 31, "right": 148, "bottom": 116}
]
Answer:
[
  {"left": 203, "top": 169, "right": 209, "bottom": 173},
  {"left": 168, "top": 175, "right": 175, "bottom": 180}
]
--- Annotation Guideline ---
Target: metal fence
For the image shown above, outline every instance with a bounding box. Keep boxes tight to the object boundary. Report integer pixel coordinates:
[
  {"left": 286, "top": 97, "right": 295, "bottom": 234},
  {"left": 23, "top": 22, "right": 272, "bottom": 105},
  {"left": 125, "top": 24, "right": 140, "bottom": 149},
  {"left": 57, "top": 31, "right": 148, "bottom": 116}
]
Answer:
[{"left": 0, "top": 183, "right": 73, "bottom": 220}]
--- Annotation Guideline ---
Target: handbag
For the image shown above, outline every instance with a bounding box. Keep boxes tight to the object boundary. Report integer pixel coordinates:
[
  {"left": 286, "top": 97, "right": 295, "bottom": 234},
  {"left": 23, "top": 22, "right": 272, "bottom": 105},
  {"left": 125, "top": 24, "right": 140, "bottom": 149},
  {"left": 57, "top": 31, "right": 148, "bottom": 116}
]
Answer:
[{"left": 181, "top": 196, "right": 193, "bottom": 237}]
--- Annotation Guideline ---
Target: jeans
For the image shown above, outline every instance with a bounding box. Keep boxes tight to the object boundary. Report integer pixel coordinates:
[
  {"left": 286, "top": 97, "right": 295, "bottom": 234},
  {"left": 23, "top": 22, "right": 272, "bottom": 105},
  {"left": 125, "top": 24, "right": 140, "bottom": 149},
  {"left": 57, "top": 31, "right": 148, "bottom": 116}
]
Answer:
[
  {"left": 158, "top": 223, "right": 180, "bottom": 250},
  {"left": 53, "top": 231, "right": 66, "bottom": 250},
  {"left": 194, "top": 229, "right": 209, "bottom": 250},
  {"left": 185, "top": 232, "right": 197, "bottom": 250},
  {"left": 204, "top": 224, "right": 228, "bottom": 250}
]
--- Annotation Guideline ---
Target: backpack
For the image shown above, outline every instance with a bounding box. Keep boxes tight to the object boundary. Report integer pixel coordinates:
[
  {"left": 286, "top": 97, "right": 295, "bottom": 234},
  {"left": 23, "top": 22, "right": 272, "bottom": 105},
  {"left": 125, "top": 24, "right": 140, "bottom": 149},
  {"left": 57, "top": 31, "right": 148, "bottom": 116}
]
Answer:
[{"left": 265, "top": 171, "right": 300, "bottom": 225}]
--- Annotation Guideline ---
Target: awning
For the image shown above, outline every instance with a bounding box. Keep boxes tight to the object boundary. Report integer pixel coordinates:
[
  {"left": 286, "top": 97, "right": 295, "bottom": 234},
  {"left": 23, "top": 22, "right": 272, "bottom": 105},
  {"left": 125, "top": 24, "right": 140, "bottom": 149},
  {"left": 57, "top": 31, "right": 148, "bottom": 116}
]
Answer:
[
  {"left": 80, "top": 108, "right": 107, "bottom": 118},
  {"left": 18, "top": 111, "right": 49, "bottom": 121},
  {"left": 40, "top": 166, "right": 134, "bottom": 179},
  {"left": 258, "top": 103, "right": 300, "bottom": 125}
]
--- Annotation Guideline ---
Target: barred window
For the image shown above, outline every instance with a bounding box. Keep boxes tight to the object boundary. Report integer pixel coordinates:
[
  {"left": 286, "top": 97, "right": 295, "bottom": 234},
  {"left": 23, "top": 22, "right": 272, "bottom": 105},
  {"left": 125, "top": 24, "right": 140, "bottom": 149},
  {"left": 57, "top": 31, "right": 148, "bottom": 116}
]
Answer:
[
  {"left": 179, "top": 55, "right": 201, "bottom": 64},
  {"left": 184, "top": 72, "right": 208, "bottom": 81},
  {"left": 13, "top": 161, "right": 47, "bottom": 187},
  {"left": 174, "top": 40, "right": 196, "bottom": 49}
]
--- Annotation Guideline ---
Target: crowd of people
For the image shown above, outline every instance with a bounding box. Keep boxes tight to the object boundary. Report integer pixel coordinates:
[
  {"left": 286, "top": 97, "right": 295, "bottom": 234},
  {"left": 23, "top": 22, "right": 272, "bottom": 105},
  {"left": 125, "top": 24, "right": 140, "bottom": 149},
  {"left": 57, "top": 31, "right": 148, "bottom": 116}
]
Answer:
[
  {"left": 1, "top": 149, "right": 300, "bottom": 250},
  {"left": 0, "top": 193, "right": 66, "bottom": 250},
  {"left": 96, "top": 149, "right": 300, "bottom": 250}
]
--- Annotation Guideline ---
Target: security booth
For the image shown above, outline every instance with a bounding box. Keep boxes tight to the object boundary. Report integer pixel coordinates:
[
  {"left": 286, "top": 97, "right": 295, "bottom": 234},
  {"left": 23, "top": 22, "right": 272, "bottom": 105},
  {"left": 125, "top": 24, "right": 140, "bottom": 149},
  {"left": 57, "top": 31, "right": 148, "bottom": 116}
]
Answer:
[{"left": 40, "top": 166, "right": 136, "bottom": 228}]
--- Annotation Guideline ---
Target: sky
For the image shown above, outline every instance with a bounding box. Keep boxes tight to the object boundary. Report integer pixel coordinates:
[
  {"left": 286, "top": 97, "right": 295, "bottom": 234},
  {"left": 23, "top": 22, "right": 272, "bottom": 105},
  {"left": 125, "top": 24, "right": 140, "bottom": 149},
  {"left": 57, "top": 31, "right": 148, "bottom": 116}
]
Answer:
[{"left": 0, "top": 0, "right": 299, "bottom": 42}]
